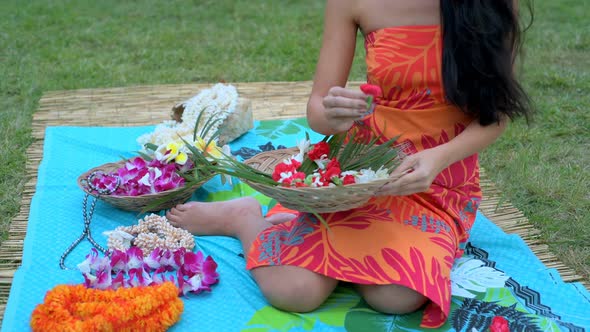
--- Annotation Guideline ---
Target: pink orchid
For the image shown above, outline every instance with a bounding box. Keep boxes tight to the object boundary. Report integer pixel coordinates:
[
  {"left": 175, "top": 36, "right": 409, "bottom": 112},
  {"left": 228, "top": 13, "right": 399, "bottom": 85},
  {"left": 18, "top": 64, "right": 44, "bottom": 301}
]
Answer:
[
  {"left": 172, "top": 247, "right": 188, "bottom": 268},
  {"left": 159, "top": 249, "right": 180, "bottom": 271},
  {"left": 90, "top": 156, "right": 190, "bottom": 197},
  {"left": 109, "top": 249, "right": 128, "bottom": 272},
  {"left": 82, "top": 273, "right": 97, "bottom": 288},
  {"left": 143, "top": 247, "right": 163, "bottom": 270},
  {"left": 77, "top": 248, "right": 103, "bottom": 274},
  {"left": 152, "top": 266, "right": 174, "bottom": 284},
  {"left": 177, "top": 256, "right": 219, "bottom": 296},
  {"left": 95, "top": 268, "right": 113, "bottom": 290},
  {"left": 111, "top": 271, "right": 126, "bottom": 289},
  {"left": 90, "top": 174, "right": 120, "bottom": 193},
  {"left": 178, "top": 271, "right": 205, "bottom": 296},
  {"left": 127, "top": 267, "right": 153, "bottom": 287},
  {"left": 126, "top": 247, "right": 144, "bottom": 270}
]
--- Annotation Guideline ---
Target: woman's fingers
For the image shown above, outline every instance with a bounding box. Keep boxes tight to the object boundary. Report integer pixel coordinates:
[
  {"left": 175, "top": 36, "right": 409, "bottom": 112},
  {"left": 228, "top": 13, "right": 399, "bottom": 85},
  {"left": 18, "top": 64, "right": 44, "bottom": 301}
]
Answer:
[
  {"left": 328, "top": 86, "right": 367, "bottom": 100},
  {"left": 323, "top": 95, "right": 367, "bottom": 112}
]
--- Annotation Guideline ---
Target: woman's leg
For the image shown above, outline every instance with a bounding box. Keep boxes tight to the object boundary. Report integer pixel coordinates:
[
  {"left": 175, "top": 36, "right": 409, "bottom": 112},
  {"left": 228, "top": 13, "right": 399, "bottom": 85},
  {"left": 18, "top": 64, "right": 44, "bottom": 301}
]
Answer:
[
  {"left": 166, "top": 197, "right": 337, "bottom": 312},
  {"left": 355, "top": 284, "right": 428, "bottom": 315}
]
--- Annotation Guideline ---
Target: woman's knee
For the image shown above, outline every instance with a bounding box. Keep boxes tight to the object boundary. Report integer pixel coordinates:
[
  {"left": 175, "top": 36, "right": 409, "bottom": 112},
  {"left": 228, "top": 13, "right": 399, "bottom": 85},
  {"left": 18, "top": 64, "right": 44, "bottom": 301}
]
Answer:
[
  {"left": 356, "top": 284, "right": 428, "bottom": 315},
  {"left": 253, "top": 266, "right": 338, "bottom": 313}
]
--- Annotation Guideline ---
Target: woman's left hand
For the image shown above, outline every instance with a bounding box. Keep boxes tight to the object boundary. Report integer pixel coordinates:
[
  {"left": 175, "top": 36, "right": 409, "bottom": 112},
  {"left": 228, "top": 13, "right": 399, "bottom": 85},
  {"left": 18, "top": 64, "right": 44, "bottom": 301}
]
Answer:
[{"left": 375, "top": 146, "right": 450, "bottom": 196}]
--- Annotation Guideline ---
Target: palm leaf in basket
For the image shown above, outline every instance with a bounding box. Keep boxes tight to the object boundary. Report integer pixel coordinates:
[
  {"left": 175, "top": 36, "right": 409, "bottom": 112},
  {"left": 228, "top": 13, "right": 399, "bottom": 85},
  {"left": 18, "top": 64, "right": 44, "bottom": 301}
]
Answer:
[{"left": 140, "top": 112, "right": 225, "bottom": 213}]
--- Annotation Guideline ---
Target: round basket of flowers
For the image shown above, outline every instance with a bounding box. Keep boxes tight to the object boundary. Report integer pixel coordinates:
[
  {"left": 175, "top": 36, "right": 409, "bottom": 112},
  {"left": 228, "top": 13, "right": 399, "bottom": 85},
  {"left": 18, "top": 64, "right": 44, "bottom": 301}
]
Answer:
[
  {"left": 78, "top": 115, "right": 230, "bottom": 212},
  {"left": 216, "top": 127, "right": 403, "bottom": 214},
  {"left": 77, "top": 156, "right": 214, "bottom": 212}
]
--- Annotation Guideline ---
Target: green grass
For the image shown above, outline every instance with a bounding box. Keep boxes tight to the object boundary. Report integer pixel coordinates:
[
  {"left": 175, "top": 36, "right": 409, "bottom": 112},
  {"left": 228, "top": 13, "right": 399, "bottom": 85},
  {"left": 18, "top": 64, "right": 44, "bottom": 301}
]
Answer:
[{"left": 1, "top": 1, "right": 588, "bottom": 279}]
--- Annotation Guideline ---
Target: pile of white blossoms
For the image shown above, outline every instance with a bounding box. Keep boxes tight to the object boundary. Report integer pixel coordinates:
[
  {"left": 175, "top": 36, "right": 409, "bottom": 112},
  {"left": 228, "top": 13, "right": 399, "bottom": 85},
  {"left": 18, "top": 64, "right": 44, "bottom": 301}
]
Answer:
[{"left": 137, "top": 83, "right": 239, "bottom": 158}]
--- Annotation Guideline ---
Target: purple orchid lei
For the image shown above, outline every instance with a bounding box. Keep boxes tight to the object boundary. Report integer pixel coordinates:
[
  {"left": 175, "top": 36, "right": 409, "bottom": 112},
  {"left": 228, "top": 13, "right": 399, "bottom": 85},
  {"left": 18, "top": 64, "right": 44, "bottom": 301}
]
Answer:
[
  {"left": 77, "top": 246, "right": 219, "bottom": 296},
  {"left": 90, "top": 157, "right": 194, "bottom": 196}
]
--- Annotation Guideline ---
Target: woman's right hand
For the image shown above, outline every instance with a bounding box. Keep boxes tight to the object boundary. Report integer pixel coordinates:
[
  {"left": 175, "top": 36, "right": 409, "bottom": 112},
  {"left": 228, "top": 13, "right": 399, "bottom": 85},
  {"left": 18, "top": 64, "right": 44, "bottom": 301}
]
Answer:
[{"left": 321, "top": 86, "right": 369, "bottom": 133}]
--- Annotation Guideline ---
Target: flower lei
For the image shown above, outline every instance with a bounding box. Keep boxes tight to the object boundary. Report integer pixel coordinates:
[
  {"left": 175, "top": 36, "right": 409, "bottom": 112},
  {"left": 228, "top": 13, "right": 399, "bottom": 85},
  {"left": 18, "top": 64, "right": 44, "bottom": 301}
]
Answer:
[
  {"left": 30, "top": 282, "right": 183, "bottom": 332},
  {"left": 271, "top": 139, "right": 389, "bottom": 188},
  {"left": 90, "top": 156, "right": 192, "bottom": 196},
  {"left": 78, "top": 246, "right": 219, "bottom": 296}
]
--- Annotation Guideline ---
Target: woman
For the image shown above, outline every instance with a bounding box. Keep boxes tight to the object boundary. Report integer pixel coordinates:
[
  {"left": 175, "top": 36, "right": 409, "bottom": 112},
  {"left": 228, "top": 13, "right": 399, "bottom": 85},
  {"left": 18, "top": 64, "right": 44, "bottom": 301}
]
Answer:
[{"left": 167, "top": 0, "right": 532, "bottom": 327}]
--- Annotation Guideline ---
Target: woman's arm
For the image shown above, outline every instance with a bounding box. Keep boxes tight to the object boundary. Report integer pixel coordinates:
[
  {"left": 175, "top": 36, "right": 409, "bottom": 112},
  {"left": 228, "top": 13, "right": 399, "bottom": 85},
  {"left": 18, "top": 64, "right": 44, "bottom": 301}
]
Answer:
[
  {"left": 307, "top": 0, "right": 367, "bottom": 135},
  {"left": 378, "top": 118, "right": 507, "bottom": 196}
]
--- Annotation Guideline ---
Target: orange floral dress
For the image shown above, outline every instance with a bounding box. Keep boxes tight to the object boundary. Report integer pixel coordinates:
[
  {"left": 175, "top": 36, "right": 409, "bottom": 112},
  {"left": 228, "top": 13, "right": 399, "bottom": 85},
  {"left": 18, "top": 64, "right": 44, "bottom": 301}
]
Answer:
[{"left": 246, "top": 25, "right": 482, "bottom": 328}]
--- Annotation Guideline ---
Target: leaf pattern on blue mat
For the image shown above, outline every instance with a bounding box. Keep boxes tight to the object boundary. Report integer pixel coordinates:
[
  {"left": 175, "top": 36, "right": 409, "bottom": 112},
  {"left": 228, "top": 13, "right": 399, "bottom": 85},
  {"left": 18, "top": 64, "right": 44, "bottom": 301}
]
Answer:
[
  {"left": 344, "top": 298, "right": 423, "bottom": 332},
  {"left": 255, "top": 118, "right": 309, "bottom": 141},
  {"left": 451, "top": 298, "right": 543, "bottom": 332},
  {"left": 450, "top": 257, "right": 509, "bottom": 298},
  {"left": 242, "top": 286, "right": 358, "bottom": 331},
  {"left": 232, "top": 141, "right": 287, "bottom": 160}
]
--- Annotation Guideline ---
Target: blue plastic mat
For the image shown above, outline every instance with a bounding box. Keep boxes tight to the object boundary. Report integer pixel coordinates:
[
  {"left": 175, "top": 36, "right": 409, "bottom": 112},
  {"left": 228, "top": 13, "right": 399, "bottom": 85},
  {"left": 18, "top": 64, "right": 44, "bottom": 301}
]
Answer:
[{"left": 2, "top": 119, "right": 589, "bottom": 331}]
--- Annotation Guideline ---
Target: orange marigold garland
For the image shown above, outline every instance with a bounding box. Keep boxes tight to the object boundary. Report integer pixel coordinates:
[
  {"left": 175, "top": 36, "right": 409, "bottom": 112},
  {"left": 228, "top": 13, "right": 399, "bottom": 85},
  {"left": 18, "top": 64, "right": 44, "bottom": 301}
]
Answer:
[{"left": 30, "top": 282, "right": 183, "bottom": 332}]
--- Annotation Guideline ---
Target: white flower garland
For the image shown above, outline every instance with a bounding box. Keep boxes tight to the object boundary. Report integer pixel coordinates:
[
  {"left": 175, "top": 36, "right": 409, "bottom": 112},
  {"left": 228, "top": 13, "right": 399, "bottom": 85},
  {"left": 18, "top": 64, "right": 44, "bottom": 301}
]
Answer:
[{"left": 136, "top": 83, "right": 239, "bottom": 155}]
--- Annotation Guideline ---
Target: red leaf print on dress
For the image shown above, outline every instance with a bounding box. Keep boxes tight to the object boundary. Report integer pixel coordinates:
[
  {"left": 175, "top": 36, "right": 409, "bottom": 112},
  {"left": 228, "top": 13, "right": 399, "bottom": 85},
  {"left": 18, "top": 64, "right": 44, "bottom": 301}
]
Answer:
[
  {"left": 381, "top": 246, "right": 451, "bottom": 324},
  {"left": 421, "top": 123, "right": 478, "bottom": 190}
]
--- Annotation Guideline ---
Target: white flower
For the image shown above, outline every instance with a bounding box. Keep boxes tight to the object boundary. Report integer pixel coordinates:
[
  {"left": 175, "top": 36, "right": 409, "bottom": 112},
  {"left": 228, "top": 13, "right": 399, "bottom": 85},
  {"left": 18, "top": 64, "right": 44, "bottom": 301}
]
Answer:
[
  {"left": 278, "top": 171, "right": 294, "bottom": 184},
  {"left": 293, "top": 138, "right": 311, "bottom": 163},
  {"left": 374, "top": 166, "right": 389, "bottom": 179},
  {"left": 355, "top": 169, "right": 376, "bottom": 183},
  {"left": 313, "top": 156, "right": 329, "bottom": 170},
  {"left": 450, "top": 257, "right": 509, "bottom": 298},
  {"left": 311, "top": 173, "right": 324, "bottom": 187},
  {"left": 353, "top": 167, "right": 389, "bottom": 183}
]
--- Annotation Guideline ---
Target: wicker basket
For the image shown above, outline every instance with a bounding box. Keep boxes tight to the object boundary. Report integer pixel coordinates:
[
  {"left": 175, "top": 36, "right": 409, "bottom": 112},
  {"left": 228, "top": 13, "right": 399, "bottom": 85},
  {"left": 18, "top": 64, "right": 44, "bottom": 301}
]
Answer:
[
  {"left": 243, "top": 148, "right": 393, "bottom": 213},
  {"left": 77, "top": 161, "right": 212, "bottom": 212}
]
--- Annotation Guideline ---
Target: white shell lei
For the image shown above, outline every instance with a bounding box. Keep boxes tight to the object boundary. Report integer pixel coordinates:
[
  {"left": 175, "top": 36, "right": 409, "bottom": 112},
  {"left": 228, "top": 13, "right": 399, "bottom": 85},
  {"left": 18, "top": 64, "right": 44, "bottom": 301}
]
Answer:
[{"left": 105, "top": 214, "right": 195, "bottom": 255}]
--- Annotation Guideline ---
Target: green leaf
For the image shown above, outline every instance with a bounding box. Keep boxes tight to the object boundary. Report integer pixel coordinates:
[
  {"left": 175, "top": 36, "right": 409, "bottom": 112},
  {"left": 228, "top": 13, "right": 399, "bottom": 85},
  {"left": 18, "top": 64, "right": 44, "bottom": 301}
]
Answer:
[
  {"left": 144, "top": 143, "right": 159, "bottom": 151},
  {"left": 256, "top": 118, "right": 309, "bottom": 140}
]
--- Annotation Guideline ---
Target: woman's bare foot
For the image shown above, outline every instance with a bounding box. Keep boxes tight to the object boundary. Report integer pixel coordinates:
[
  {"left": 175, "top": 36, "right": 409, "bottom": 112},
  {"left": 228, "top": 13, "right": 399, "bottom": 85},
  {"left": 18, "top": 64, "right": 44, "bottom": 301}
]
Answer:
[{"left": 166, "top": 196, "right": 264, "bottom": 236}]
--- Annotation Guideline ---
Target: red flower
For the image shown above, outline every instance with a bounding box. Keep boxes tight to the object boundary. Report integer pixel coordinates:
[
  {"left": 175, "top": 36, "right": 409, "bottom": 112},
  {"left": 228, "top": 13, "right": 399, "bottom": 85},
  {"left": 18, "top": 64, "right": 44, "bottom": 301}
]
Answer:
[
  {"left": 307, "top": 142, "right": 330, "bottom": 161},
  {"left": 281, "top": 171, "right": 306, "bottom": 187},
  {"left": 321, "top": 158, "right": 342, "bottom": 183},
  {"left": 272, "top": 162, "right": 298, "bottom": 182},
  {"left": 342, "top": 174, "right": 356, "bottom": 185},
  {"left": 360, "top": 83, "right": 383, "bottom": 98},
  {"left": 489, "top": 316, "right": 510, "bottom": 332}
]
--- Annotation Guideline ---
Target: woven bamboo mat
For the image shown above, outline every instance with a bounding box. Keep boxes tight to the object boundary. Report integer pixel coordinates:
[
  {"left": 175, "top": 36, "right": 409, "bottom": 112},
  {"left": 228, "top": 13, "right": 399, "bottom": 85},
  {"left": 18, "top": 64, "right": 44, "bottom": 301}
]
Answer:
[{"left": 0, "top": 81, "right": 586, "bottom": 321}]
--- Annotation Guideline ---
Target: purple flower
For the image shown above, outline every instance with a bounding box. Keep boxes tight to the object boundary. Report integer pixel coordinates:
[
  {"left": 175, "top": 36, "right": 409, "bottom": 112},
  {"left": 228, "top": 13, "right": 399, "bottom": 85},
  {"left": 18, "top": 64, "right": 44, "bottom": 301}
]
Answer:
[
  {"left": 110, "top": 249, "right": 128, "bottom": 272},
  {"left": 95, "top": 268, "right": 112, "bottom": 290},
  {"left": 111, "top": 271, "right": 126, "bottom": 289},
  {"left": 126, "top": 247, "right": 144, "bottom": 270},
  {"left": 143, "top": 247, "right": 163, "bottom": 270}
]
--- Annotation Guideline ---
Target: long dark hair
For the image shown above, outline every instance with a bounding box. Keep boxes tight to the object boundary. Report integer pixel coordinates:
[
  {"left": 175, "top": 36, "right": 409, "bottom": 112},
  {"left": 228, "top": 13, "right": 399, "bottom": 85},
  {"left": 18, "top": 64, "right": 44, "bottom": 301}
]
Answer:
[{"left": 440, "top": 0, "right": 533, "bottom": 125}]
